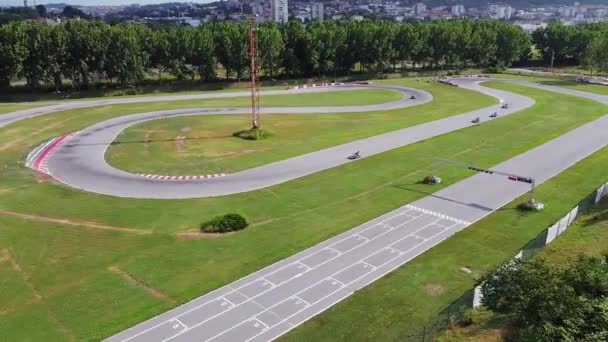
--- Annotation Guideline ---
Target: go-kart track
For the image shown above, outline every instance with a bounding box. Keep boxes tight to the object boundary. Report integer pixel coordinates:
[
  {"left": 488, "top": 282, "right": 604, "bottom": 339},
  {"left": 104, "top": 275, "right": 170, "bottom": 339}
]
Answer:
[{"left": 4, "top": 77, "right": 608, "bottom": 342}]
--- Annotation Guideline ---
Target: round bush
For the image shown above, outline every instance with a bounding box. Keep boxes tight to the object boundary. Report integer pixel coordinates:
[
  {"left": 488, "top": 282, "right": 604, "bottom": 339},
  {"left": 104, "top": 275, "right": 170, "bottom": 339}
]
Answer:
[
  {"left": 200, "top": 213, "right": 248, "bottom": 233},
  {"left": 232, "top": 128, "right": 273, "bottom": 140}
]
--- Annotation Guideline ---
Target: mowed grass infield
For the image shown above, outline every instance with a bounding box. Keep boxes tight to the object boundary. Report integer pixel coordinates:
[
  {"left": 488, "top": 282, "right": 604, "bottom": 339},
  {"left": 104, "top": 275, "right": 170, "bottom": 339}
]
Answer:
[
  {"left": 105, "top": 80, "right": 493, "bottom": 175},
  {"left": 0, "top": 78, "right": 606, "bottom": 340}
]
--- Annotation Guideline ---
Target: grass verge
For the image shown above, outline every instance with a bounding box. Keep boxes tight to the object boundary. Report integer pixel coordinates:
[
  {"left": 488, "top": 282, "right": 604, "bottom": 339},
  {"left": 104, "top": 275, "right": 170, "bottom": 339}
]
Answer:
[
  {"left": 0, "top": 79, "right": 606, "bottom": 340},
  {"left": 437, "top": 195, "right": 608, "bottom": 342},
  {"left": 281, "top": 135, "right": 608, "bottom": 342}
]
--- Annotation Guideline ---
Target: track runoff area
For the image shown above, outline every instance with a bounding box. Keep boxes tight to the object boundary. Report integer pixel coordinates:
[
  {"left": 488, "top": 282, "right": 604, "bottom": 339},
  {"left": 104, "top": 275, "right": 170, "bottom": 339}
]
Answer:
[{"left": 103, "top": 79, "right": 608, "bottom": 342}]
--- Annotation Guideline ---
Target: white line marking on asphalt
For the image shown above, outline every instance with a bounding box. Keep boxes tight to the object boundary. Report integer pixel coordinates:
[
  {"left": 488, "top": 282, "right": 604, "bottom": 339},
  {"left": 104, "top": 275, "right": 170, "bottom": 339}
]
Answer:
[
  {"left": 124, "top": 209, "right": 458, "bottom": 342},
  {"left": 206, "top": 213, "right": 466, "bottom": 342},
  {"left": 221, "top": 297, "right": 235, "bottom": 307},
  {"left": 170, "top": 319, "right": 187, "bottom": 330},
  {"left": 359, "top": 261, "right": 377, "bottom": 270},
  {"left": 293, "top": 296, "right": 310, "bottom": 306},
  {"left": 405, "top": 205, "right": 470, "bottom": 225},
  {"left": 252, "top": 318, "right": 269, "bottom": 330},
  {"left": 325, "top": 247, "right": 342, "bottom": 255}
]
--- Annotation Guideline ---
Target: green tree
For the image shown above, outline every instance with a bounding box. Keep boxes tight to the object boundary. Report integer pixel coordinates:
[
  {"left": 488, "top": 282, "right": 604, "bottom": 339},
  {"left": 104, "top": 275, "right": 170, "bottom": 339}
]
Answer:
[
  {"left": 281, "top": 21, "right": 309, "bottom": 77},
  {"left": 21, "top": 22, "right": 51, "bottom": 88},
  {"left": 494, "top": 23, "right": 531, "bottom": 67},
  {"left": 213, "top": 23, "right": 248, "bottom": 81},
  {"left": 35, "top": 5, "right": 47, "bottom": 18},
  {"left": 583, "top": 34, "right": 608, "bottom": 76},
  {"left": 104, "top": 25, "right": 149, "bottom": 85},
  {"left": 190, "top": 25, "right": 216, "bottom": 81},
  {"left": 482, "top": 256, "right": 608, "bottom": 341},
  {"left": 46, "top": 25, "right": 69, "bottom": 91},
  {"left": 0, "top": 22, "right": 27, "bottom": 88},
  {"left": 258, "top": 23, "right": 284, "bottom": 79}
]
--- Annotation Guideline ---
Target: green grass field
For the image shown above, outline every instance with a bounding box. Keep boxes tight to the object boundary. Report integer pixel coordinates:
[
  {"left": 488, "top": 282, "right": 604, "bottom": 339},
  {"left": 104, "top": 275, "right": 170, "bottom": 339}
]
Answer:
[
  {"left": 436, "top": 194, "right": 608, "bottom": 342},
  {"left": 106, "top": 81, "right": 494, "bottom": 174},
  {"left": 497, "top": 73, "right": 608, "bottom": 95},
  {"left": 0, "top": 78, "right": 607, "bottom": 341}
]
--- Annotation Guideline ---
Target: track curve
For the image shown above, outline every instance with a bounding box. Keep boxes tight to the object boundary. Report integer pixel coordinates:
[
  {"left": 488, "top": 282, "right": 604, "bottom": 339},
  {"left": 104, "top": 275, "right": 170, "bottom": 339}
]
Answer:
[{"left": 25, "top": 78, "right": 535, "bottom": 199}]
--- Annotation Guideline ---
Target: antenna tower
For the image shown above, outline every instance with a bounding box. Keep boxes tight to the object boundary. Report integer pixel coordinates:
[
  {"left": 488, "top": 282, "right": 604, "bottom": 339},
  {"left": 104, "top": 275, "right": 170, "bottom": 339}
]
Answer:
[{"left": 248, "top": 16, "right": 260, "bottom": 129}]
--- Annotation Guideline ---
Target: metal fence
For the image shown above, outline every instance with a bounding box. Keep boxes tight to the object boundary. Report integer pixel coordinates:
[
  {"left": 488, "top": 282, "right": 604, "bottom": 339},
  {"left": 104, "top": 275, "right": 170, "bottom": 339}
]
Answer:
[{"left": 399, "top": 181, "right": 608, "bottom": 342}]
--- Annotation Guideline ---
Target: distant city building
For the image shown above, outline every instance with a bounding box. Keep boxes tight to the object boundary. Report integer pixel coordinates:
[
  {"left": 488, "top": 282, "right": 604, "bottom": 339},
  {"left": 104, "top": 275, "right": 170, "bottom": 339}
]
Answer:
[
  {"left": 311, "top": 2, "right": 324, "bottom": 20},
  {"left": 489, "top": 4, "right": 513, "bottom": 20},
  {"left": 271, "top": 0, "right": 289, "bottom": 24},
  {"left": 451, "top": 4, "right": 465, "bottom": 16},
  {"left": 414, "top": 3, "right": 427, "bottom": 16},
  {"left": 593, "top": 9, "right": 608, "bottom": 18},
  {"left": 559, "top": 6, "right": 576, "bottom": 18}
]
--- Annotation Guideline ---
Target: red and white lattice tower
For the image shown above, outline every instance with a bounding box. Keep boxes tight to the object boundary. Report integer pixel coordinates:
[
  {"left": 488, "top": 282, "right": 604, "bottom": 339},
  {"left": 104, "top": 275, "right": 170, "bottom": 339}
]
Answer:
[{"left": 248, "top": 17, "right": 260, "bottom": 129}]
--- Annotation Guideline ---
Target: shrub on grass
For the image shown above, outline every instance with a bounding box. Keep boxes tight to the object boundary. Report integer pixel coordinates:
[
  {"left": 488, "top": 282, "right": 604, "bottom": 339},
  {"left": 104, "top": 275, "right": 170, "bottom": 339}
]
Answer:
[
  {"left": 232, "top": 128, "right": 273, "bottom": 140},
  {"left": 200, "top": 213, "right": 248, "bottom": 233}
]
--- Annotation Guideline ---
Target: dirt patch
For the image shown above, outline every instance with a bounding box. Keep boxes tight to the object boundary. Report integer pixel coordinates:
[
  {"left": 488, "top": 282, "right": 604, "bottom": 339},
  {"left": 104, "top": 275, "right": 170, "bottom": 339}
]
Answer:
[
  {"left": 176, "top": 229, "right": 235, "bottom": 240},
  {"left": 175, "top": 135, "right": 187, "bottom": 153},
  {"left": 108, "top": 266, "right": 176, "bottom": 304},
  {"left": 180, "top": 127, "right": 192, "bottom": 133},
  {"left": 424, "top": 283, "right": 446, "bottom": 296},
  {"left": 33, "top": 170, "right": 61, "bottom": 184},
  {"left": 0, "top": 210, "right": 151, "bottom": 234},
  {"left": 1, "top": 249, "right": 42, "bottom": 300}
]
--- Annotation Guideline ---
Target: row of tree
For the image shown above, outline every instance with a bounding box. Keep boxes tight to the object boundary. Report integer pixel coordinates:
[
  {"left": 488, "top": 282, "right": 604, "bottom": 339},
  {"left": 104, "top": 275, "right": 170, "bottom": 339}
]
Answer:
[
  {"left": 1, "top": 19, "right": 532, "bottom": 90},
  {"left": 532, "top": 22, "right": 608, "bottom": 67}
]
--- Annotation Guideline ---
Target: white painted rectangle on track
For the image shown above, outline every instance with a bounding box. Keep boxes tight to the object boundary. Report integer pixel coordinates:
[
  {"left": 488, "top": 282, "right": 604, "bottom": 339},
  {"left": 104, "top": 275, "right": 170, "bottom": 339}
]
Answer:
[
  {"left": 332, "top": 262, "right": 375, "bottom": 285},
  {"left": 123, "top": 320, "right": 186, "bottom": 342},
  {"left": 383, "top": 214, "right": 415, "bottom": 228},
  {"left": 210, "top": 319, "right": 268, "bottom": 342},
  {"left": 264, "top": 263, "right": 309, "bottom": 286},
  {"left": 237, "top": 279, "right": 274, "bottom": 298},
  {"left": 358, "top": 224, "right": 392, "bottom": 240},
  {"left": 254, "top": 310, "right": 283, "bottom": 327},
  {"left": 178, "top": 298, "right": 234, "bottom": 327},
  {"left": 300, "top": 248, "right": 340, "bottom": 268},
  {"left": 267, "top": 297, "right": 309, "bottom": 319},
  {"left": 223, "top": 291, "right": 248, "bottom": 306},
  {"left": 331, "top": 235, "right": 368, "bottom": 253},
  {"left": 391, "top": 235, "right": 425, "bottom": 253},
  {"left": 415, "top": 224, "right": 448, "bottom": 239},
  {"left": 363, "top": 247, "right": 401, "bottom": 268},
  {"left": 297, "top": 279, "right": 344, "bottom": 304}
]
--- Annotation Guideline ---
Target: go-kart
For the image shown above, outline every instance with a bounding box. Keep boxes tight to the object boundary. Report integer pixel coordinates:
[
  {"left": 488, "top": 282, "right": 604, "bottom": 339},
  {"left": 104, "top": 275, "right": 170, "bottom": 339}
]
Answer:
[
  {"left": 471, "top": 117, "right": 480, "bottom": 123},
  {"left": 489, "top": 112, "right": 498, "bottom": 118},
  {"left": 423, "top": 175, "right": 442, "bottom": 184},
  {"left": 348, "top": 151, "right": 361, "bottom": 160},
  {"left": 410, "top": 95, "right": 416, "bottom": 100},
  {"left": 501, "top": 103, "right": 509, "bottom": 109}
]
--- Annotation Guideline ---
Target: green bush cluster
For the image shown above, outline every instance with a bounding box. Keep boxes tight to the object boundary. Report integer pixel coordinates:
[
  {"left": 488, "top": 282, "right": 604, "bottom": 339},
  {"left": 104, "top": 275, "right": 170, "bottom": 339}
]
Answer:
[
  {"left": 232, "top": 128, "right": 273, "bottom": 141},
  {"left": 200, "top": 213, "right": 248, "bottom": 233}
]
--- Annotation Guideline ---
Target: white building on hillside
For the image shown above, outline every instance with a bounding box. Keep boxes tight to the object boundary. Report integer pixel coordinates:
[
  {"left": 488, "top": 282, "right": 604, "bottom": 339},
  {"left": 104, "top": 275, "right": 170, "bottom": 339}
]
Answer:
[
  {"left": 272, "top": 0, "right": 289, "bottom": 24},
  {"left": 311, "top": 2, "right": 324, "bottom": 20},
  {"left": 414, "top": 3, "right": 426, "bottom": 16},
  {"left": 451, "top": 4, "right": 465, "bottom": 16}
]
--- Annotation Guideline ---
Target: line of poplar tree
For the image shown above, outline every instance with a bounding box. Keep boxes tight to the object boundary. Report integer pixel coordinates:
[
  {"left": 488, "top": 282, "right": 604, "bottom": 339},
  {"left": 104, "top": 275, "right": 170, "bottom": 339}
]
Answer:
[{"left": 0, "top": 19, "right": 536, "bottom": 90}]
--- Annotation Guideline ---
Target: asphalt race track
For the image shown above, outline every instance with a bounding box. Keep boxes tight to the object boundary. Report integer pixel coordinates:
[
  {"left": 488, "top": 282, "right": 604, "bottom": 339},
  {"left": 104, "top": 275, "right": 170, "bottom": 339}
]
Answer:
[
  {"left": 2, "top": 77, "right": 607, "bottom": 342},
  {"left": 23, "top": 79, "right": 532, "bottom": 199},
  {"left": 102, "top": 79, "right": 608, "bottom": 342}
]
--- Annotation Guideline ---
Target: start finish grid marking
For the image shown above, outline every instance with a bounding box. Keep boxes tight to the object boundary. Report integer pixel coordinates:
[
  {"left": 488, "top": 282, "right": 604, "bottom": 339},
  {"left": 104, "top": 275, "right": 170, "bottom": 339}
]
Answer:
[
  {"left": 405, "top": 205, "right": 471, "bottom": 225},
  {"left": 219, "top": 214, "right": 460, "bottom": 342},
  {"left": 118, "top": 206, "right": 463, "bottom": 342}
]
